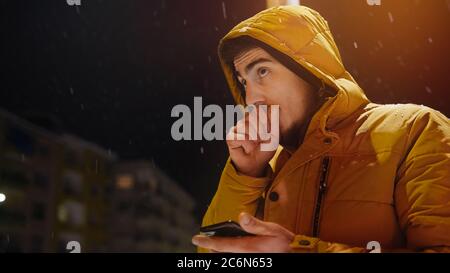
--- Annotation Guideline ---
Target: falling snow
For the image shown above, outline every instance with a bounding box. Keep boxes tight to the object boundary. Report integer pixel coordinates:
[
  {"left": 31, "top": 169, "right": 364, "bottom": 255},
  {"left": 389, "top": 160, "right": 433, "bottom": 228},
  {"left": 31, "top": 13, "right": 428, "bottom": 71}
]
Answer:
[
  {"left": 222, "top": 2, "right": 227, "bottom": 19},
  {"left": 1, "top": 2, "right": 448, "bottom": 235},
  {"left": 388, "top": 12, "right": 394, "bottom": 23}
]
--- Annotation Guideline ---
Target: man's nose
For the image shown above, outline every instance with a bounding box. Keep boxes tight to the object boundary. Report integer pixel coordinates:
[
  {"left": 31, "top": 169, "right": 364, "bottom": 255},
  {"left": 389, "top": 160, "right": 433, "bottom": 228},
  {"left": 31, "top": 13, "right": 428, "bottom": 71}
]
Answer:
[{"left": 245, "top": 82, "right": 265, "bottom": 105}]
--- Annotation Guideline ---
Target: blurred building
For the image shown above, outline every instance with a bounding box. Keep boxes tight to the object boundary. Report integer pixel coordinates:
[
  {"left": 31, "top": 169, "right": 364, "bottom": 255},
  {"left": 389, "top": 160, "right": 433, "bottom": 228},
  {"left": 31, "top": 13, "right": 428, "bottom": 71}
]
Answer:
[
  {"left": 0, "top": 108, "right": 197, "bottom": 252},
  {"left": 111, "top": 161, "right": 197, "bottom": 253},
  {"left": 0, "top": 108, "right": 117, "bottom": 252},
  {"left": 56, "top": 134, "right": 117, "bottom": 252}
]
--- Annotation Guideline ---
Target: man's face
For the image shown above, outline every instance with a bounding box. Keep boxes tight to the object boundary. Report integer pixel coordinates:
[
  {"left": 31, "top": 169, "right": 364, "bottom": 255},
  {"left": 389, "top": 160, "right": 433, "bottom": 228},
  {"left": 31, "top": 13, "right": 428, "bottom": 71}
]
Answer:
[{"left": 233, "top": 47, "right": 319, "bottom": 147}]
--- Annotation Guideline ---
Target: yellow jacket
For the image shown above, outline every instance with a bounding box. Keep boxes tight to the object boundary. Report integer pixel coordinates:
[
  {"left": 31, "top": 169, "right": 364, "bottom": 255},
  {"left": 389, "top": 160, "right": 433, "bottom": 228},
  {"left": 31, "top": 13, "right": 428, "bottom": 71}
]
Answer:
[{"left": 201, "top": 5, "right": 450, "bottom": 252}]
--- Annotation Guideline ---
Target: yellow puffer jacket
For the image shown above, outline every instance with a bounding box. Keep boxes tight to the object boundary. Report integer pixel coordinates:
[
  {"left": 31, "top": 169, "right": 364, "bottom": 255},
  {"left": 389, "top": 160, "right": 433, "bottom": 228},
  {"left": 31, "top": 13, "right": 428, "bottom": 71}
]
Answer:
[{"left": 201, "top": 5, "right": 450, "bottom": 252}]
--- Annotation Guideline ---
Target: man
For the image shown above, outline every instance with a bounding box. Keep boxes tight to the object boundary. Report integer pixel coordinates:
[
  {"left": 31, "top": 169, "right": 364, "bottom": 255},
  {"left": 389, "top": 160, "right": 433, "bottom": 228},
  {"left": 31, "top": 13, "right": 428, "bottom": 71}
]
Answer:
[{"left": 192, "top": 5, "right": 450, "bottom": 252}]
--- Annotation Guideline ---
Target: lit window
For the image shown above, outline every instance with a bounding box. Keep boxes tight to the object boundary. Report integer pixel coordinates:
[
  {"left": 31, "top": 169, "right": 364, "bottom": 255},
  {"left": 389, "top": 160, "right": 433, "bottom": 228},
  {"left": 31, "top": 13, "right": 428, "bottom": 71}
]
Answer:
[{"left": 116, "top": 174, "right": 134, "bottom": 190}]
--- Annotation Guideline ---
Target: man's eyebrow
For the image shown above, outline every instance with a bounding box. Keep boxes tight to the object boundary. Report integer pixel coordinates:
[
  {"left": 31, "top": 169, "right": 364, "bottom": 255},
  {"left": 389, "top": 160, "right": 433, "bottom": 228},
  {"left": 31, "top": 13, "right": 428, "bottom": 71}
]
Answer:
[
  {"left": 245, "top": 58, "right": 272, "bottom": 74},
  {"left": 235, "top": 57, "right": 273, "bottom": 78}
]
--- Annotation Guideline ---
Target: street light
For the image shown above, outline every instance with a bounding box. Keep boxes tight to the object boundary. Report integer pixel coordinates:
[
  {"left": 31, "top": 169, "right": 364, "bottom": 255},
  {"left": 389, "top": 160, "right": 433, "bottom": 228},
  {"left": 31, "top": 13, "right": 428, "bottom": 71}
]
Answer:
[{"left": 0, "top": 193, "right": 6, "bottom": 203}]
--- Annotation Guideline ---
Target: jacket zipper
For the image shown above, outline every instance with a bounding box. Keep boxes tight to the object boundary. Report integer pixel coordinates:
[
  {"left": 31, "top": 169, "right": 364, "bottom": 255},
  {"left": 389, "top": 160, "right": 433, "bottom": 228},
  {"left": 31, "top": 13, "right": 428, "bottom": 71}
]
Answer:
[{"left": 312, "top": 156, "right": 330, "bottom": 237}]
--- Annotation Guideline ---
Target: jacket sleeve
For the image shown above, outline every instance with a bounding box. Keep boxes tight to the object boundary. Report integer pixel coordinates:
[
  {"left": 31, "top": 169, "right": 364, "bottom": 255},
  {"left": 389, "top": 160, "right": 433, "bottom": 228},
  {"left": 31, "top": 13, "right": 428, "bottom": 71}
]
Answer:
[
  {"left": 394, "top": 107, "right": 450, "bottom": 251},
  {"left": 198, "top": 158, "right": 272, "bottom": 253},
  {"left": 288, "top": 235, "right": 450, "bottom": 253},
  {"left": 201, "top": 158, "right": 272, "bottom": 225}
]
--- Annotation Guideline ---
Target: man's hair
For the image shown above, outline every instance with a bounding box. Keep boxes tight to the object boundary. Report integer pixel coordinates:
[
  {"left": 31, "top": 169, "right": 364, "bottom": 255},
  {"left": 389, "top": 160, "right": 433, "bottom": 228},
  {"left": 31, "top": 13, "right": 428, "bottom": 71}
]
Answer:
[{"left": 221, "top": 36, "right": 333, "bottom": 100}]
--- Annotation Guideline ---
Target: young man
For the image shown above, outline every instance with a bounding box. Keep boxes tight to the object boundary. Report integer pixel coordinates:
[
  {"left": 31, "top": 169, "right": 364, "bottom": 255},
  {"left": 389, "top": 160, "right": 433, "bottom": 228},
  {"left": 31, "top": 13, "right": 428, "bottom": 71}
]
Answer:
[{"left": 192, "top": 5, "right": 450, "bottom": 252}]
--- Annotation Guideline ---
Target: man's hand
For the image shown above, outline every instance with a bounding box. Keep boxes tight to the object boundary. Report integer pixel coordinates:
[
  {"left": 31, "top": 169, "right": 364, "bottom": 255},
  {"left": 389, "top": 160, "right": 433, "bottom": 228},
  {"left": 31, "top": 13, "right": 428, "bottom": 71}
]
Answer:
[
  {"left": 192, "top": 212, "right": 294, "bottom": 253},
  {"left": 226, "top": 106, "right": 279, "bottom": 177}
]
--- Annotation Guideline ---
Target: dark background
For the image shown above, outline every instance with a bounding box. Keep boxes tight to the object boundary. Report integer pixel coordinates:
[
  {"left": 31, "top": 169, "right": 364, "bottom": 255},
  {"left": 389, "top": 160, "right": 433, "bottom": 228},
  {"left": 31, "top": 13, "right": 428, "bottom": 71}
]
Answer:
[{"left": 1, "top": 0, "right": 449, "bottom": 221}]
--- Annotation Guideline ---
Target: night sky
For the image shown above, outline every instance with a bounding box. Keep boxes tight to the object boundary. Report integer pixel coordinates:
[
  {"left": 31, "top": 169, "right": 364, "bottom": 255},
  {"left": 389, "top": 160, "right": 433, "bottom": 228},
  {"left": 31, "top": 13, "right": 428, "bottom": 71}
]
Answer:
[{"left": 1, "top": 0, "right": 449, "bottom": 220}]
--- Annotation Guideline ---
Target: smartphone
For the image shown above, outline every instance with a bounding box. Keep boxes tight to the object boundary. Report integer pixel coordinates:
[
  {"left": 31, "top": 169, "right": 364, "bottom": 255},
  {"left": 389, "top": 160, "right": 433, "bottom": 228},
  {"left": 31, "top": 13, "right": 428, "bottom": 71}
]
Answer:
[{"left": 200, "top": 220, "right": 255, "bottom": 237}]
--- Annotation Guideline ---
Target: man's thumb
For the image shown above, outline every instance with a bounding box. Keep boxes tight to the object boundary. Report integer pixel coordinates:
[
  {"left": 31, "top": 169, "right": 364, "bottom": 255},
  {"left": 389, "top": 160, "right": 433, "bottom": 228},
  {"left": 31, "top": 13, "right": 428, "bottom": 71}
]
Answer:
[{"left": 239, "top": 212, "right": 276, "bottom": 236}]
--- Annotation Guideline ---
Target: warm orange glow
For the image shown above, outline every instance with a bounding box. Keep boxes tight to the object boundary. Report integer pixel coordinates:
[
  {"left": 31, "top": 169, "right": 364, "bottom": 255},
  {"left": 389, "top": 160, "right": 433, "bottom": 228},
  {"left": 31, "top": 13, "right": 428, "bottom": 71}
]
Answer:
[
  {"left": 267, "top": 0, "right": 300, "bottom": 8},
  {"left": 116, "top": 174, "right": 134, "bottom": 189}
]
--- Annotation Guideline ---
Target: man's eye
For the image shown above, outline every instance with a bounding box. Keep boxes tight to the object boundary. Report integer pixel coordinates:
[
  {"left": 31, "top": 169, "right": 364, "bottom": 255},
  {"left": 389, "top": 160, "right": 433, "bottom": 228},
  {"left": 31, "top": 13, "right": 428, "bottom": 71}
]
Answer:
[{"left": 258, "top": 67, "right": 269, "bottom": 78}]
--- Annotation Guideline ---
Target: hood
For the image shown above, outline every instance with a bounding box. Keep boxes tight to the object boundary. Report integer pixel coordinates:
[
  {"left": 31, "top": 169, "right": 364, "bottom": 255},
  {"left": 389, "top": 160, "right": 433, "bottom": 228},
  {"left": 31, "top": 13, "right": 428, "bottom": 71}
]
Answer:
[{"left": 218, "top": 5, "right": 371, "bottom": 132}]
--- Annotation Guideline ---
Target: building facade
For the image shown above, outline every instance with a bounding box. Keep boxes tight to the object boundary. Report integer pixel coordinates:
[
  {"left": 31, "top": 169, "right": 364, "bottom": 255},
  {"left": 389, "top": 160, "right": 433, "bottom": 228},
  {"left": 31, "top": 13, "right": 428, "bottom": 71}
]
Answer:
[
  {"left": 0, "top": 108, "right": 197, "bottom": 252},
  {"left": 111, "top": 161, "right": 197, "bottom": 253},
  {"left": 0, "top": 109, "right": 117, "bottom": 252}
]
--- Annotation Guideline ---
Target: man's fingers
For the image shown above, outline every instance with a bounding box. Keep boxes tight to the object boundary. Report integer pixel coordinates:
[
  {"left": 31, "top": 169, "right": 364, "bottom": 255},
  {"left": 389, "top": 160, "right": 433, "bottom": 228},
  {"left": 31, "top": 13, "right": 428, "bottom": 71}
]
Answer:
[
  {"left": 192, "top": 235, "right": 245, "bottom": 253},
  {"left": 238, "top": 212, "right": 278, "bottom": 237},
  {"left": 247, "top": 107, "right": 260, "bottom": 141},
  {"left": 225, "top": 105, "right": 279, "bottom": 153},
  {"left": 191, "top": 234, "right": 275, "bottom": 253},
  {"left": 232, "top": 108, "right": 271, "bottom": 142},
  {"left": 258, "top": 105, "right": 271, "bottom": 132},
  {"left": 257, "top": 107, "right": 270, "bottom": 141},
  {"left": 227, "top": 138, "right": 258, "bottom": 154},
  {"left": 235, "top": 117, "right": 259, "bottom": 141}
]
